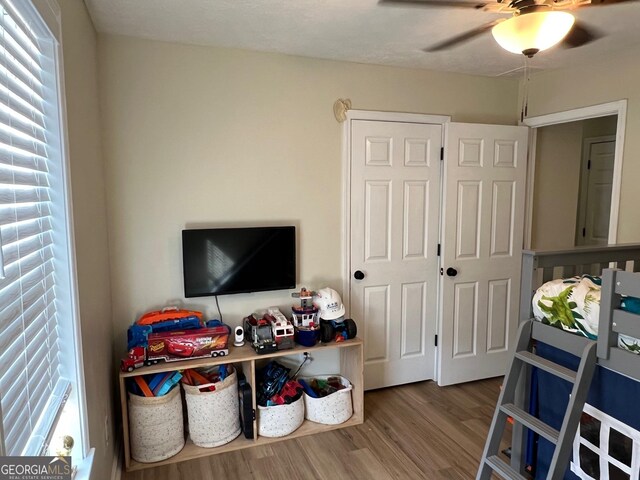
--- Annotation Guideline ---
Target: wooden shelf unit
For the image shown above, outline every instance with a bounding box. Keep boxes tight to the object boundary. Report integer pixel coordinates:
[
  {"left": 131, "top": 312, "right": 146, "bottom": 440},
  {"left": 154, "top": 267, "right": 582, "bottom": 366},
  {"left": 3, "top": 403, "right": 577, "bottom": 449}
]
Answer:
[{"left": 119, "top": 337, "right": 364, "bottom": 472}]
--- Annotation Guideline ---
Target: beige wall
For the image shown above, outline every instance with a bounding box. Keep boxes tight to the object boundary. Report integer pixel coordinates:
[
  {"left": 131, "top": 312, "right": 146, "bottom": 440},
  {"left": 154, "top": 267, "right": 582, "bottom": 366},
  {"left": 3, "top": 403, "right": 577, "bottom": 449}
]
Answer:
[
  {"left": 532, "top": 121, "right": 584, "bottom": 249},
  {"left": 97, "top": 35, "right": 520, "bottom": 345},
  {"left": 531, "top": 115, "right": 618, "bottom": 249},
  {"left": 57, "top": 0, "right": 115, "bottom": 476},
  {"left": 524, "top": 49, "right": 640, "bottom": 244}
]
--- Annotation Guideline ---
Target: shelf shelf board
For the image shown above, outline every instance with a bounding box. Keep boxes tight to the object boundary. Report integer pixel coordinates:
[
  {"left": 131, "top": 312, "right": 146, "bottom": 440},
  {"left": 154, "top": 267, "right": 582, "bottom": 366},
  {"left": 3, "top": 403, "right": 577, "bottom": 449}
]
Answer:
[
  {"left": 126, "top": 416, "right": 364, "bottom": 472},
  {"left": 120, "top": 337, "right": 363, "bottom": 378}
]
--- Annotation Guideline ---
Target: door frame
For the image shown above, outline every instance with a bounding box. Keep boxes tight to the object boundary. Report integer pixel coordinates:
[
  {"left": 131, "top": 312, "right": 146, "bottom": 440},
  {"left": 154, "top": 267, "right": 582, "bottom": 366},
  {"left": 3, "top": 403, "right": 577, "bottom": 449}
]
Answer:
[
  {"left": 575, "top": 135, "right": 616, "bottom": 246},
  {"left": 341, "top": 110, "right": 451, "bottom": 318},
  {"left": 522, "top": 100, "right": 626, "bottom": 248}
]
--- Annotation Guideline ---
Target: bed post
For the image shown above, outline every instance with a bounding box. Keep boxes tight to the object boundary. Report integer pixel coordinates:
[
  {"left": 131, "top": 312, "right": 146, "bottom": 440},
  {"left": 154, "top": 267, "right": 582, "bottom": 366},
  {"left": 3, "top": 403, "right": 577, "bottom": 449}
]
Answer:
[
  {"left": 510, "top": 252, "right": 536, "bottom": 473},
  {"left": 598, "top": 268, "right": 619, "bottom": 360},
  {"left": 520, "top": 251, "right": 535, "bottom": 322}
]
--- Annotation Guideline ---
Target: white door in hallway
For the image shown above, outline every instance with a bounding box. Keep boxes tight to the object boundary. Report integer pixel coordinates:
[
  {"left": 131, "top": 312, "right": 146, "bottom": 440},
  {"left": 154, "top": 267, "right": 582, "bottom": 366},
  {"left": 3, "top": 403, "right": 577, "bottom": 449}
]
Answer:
[
  {"left": 438, "top": 123, "right": 528, "bottom": 386},
  {"left": 577, "top": 140, "right": 615, "bottom": 246},
  {"left": 350, "top": 120, "right": 442, "bottom": 390}
]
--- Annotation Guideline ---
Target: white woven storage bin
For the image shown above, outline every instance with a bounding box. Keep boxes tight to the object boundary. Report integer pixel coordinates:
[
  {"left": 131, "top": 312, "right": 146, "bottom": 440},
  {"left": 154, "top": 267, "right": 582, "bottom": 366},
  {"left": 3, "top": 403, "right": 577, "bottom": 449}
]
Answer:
[
  {"left": 128, "top": 386, "right": 184, "bottom": 463},
  {"left": 301, "top": 375, "right": 353, "bottom": 425},
  {"left": 257, "top": 395, "right": 304, "bottom": 438},
  {"left": 182, "top": 368, "right": 241, "bottom": 448}
]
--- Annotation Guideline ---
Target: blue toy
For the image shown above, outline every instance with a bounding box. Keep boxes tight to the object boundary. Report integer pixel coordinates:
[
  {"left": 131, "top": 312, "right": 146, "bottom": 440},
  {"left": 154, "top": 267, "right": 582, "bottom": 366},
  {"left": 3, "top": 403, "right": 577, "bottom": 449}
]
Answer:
[{"left": 127, "top": 315, "right": 203, "bottom": 350}]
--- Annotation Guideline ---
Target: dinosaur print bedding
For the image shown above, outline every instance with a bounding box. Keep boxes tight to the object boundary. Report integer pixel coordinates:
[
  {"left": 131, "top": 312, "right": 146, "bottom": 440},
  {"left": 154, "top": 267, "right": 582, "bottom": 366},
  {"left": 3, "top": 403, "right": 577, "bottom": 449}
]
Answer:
[{"left": 532, "top": 275, "right": 640, "bottom": 354}]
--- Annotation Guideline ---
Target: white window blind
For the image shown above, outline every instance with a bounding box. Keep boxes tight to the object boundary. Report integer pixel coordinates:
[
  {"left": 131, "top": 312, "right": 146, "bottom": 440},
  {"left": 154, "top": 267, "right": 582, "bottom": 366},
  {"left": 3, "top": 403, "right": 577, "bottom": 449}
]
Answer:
[{"left": 0, "top": 0, "right": 70, "bottom": 457}]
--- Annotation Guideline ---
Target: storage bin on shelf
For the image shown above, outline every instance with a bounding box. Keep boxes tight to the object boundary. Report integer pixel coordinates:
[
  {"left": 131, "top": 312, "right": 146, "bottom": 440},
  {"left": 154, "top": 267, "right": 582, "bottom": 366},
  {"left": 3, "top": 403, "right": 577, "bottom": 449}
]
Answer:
[
  {"left": 301, "top": 375, "right": 353, "bottom": 425},
  {"left": 182, "top": 367, "right": 241, "bottom": 448},
  {"left": 128, "top": 386, "right": 184, "bottom": 463},
  {"left": 257, "top": 395, "right": 304, "bottom": 437}
]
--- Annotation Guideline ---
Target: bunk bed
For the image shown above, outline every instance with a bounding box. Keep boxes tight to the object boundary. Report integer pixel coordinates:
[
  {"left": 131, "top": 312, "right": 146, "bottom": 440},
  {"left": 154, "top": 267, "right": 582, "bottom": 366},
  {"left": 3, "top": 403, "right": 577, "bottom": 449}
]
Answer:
[{"left": 517, "top": 244, "right": 640, "bottom": 480}]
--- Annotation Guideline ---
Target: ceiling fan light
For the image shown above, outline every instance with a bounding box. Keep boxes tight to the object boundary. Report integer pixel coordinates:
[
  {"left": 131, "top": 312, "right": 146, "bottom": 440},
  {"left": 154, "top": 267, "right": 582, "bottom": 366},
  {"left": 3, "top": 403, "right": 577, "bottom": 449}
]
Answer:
[{"left": 491, "top": 11, "right": 575, "bottom": 56}]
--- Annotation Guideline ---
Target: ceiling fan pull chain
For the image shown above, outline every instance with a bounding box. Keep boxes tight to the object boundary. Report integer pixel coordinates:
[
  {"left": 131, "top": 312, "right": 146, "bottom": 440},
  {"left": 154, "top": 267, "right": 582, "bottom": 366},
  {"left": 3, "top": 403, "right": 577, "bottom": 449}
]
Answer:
[{"left": 520, "top": 56, "right": 530, "bottom": 121}]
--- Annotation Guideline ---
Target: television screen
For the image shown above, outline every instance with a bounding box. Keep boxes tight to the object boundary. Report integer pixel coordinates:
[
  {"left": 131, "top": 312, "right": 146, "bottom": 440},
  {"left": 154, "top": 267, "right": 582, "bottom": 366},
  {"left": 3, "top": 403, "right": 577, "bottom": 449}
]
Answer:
[{"left": 182, "top": 226, "right": 296, "bottom": 297}]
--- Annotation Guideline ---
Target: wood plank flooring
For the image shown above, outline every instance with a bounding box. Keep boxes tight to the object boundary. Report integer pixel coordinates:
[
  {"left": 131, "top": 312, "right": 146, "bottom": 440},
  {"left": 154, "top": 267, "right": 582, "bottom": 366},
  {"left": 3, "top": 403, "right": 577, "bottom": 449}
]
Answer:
[{"left": 123, "top": 377, "right": 510, "bottom": 480}]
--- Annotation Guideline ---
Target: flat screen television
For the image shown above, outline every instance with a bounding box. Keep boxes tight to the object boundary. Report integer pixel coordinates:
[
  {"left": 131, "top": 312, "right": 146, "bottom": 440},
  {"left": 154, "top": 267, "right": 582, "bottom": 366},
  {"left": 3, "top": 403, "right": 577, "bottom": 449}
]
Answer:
[{"left": 182, "top": 226, "right": 296, "bottom": 297}]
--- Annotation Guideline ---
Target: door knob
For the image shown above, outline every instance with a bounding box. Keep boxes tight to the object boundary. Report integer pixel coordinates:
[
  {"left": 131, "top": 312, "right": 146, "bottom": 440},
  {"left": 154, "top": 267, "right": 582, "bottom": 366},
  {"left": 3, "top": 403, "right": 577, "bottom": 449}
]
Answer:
[
  {"left": 446, "top": 267, "right": 458, "bottom": 277},
  {"left": 354, "top": 270, "right": 365, "bottom": 280}
]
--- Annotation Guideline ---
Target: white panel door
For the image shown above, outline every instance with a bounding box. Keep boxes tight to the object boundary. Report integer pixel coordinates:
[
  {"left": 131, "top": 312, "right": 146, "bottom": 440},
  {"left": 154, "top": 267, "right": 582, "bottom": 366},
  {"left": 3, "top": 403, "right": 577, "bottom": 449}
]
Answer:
[
  {"left": 439, "top": 123, "right": 528, "bottom": 386},
  {"left": 579, "top": 141, "right": 615, "bottom": 246},
  {"left": 350, "top": 120, "right": 442, "bottom": 390}
]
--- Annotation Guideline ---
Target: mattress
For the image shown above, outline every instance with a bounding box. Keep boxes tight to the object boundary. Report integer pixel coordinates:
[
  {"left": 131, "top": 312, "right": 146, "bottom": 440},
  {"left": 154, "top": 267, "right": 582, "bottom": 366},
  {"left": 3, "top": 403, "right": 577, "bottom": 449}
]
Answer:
[{"left": 532, "top": 275, "right": 640, "bottom": 354}]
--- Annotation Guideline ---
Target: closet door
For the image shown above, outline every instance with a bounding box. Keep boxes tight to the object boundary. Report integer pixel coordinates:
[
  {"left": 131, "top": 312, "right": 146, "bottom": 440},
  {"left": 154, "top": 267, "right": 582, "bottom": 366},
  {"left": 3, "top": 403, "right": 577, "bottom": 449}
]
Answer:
[
  {"left": 350, "top": 120, "right": 442, "bottom": 390},
  {"left": 438, "top": 123, "right": 528, "bottom": 386}
]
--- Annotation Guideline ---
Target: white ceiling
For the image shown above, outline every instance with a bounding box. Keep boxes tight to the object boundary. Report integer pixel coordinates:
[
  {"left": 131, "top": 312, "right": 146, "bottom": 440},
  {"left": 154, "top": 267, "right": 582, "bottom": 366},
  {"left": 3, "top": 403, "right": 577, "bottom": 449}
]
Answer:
[{"left": 84, "top": 0, "right": 640, "bottom": 77}]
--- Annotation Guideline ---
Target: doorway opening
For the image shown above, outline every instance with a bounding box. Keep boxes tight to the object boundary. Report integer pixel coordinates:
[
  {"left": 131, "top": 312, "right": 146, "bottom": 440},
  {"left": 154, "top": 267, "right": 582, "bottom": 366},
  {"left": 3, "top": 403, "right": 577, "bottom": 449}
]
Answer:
[{"left": 523, "top": 101, "right": 626, "bottom": 250}]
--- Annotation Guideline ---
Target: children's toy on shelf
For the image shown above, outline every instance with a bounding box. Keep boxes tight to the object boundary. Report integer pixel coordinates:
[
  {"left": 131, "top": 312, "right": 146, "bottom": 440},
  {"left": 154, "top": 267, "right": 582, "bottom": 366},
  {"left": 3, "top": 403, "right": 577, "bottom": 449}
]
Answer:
[
  {"left": 121, "top": 325, "right": 230, "bottom": 372},
  {"left": 256, "top": 361, "right": 290, "bottom": 406},
  {"left": 137, "top": 306, "right": 203, "bottom": 325},
  {"left": 182, "top": 364, "right": 229, "bottom": 392},
  {"left": 121, "top": 306, "right": 231, "bottom": 372},
  {"left": 313, "top": 288, "right": 357, "bottom": 343},
  {"left": 291, "top": 288, "right": 320, "bottom": 347},
  {"left": 255, "top": 360, "right": 307, "bottom": 438},
  {"left": 181, "top": 365, "right": 241, "bottom": 448},
  {"left": 128, "top": 371, "right": 183, "bottom": 398},
  {"left": 127, "top": 313, "right": 203, "bottom": 350},
  {"left": 244, "top": 313, "right": 278, "bottom": 354},
  {"left": 264, "top": 307, "right": 294, "bottom": 350},
  {"left": 298, "top": 375, "right": 353, "bottom": 425},
  {"left": 237, "top": 372, "right": 254, "bottom": 439}
]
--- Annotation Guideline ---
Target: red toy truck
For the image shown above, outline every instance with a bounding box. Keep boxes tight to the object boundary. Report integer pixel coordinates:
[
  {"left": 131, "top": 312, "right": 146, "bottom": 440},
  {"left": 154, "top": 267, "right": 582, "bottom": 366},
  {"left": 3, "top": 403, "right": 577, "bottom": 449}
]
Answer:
[{"left": 121, "top": 326, "right": 229, "bottom": 372}]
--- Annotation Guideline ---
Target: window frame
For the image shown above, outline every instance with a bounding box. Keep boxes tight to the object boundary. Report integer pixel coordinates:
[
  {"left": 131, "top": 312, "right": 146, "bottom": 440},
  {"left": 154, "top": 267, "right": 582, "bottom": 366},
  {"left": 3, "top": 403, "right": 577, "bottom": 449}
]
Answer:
[{"left": 0, "top": 0, "right": 91, "bottom": 464}]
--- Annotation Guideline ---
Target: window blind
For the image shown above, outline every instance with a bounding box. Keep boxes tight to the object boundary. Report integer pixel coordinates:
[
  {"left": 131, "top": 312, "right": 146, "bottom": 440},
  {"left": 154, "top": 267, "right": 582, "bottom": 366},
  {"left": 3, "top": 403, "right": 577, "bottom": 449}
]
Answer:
[{"left": 0, "top": 0, "right": 68, "bottom": 457}]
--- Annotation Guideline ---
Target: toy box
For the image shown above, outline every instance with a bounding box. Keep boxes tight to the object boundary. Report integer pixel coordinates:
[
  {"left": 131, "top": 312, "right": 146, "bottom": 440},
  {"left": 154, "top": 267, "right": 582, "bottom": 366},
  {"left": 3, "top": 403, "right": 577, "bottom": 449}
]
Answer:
[
  {"left": 121, "top": 326, "right": 229, "bottom": 372},
  {"left": 128, "top": 385, "right": 184, "bottom": 462},
  {"left": 182, "top": 367, "right": 241, "bottom": 448},
  {"left": 300, "top": 375, "right": 353, "bottom": 425},
  {"left": 257, "top": 396, "right": 304, "bottom": 438}
]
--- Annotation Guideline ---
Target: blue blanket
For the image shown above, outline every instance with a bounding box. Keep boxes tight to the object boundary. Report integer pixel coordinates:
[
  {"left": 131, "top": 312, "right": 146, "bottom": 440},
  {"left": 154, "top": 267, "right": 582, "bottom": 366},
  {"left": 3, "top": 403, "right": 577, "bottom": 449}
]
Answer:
[{"left": 532, "top": 342, "right": 640, "bottom": 479}]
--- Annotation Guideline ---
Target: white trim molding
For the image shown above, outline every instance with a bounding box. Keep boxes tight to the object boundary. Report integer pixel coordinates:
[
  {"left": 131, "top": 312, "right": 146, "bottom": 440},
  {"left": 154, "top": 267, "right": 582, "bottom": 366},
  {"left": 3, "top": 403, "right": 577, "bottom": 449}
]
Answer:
[{"left": 523, "top": 100, "right": 626, "bottom": 246}]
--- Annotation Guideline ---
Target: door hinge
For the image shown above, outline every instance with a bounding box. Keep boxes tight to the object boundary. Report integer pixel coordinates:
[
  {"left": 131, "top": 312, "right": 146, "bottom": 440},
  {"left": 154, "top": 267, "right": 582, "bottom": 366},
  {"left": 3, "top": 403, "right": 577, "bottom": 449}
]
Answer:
[
  {"left": 434, "top": 335, "right": 438, "bottom": 347},
  {"left": 437, "top": 243, "right": 441, "bottom": 256},
  {"left": 440, "top": 267, "right": 444, "bottom": 276},
  {"left": 582, "top": 227, "right": 586, "bottom": 237},
  {"left": 440, "top": 147, "right": 444, "bottom": 161},
  {"left": 587, "top": 160, "right": 591, "bottom": 170}
]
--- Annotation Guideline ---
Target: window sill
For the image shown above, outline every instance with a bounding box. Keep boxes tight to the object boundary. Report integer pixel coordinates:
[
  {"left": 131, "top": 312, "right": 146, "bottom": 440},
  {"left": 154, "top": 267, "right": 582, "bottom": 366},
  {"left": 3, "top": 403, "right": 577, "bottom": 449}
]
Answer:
[{"left": 73, "top": 448, "right": 94, "bottom": 480}]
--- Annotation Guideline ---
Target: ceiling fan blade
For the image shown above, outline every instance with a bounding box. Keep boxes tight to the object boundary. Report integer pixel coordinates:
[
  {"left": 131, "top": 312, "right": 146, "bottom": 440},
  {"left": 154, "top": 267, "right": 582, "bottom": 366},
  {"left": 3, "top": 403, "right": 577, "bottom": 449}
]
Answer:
[
  {"left": 379, "top": 0, "right": 490, "bottom": 9},
  {"left": 562, "top": 21, "right": 601, "bottom": 48},
  {"left": 423, "top": 19, "right": 502, "bottom": 52}
]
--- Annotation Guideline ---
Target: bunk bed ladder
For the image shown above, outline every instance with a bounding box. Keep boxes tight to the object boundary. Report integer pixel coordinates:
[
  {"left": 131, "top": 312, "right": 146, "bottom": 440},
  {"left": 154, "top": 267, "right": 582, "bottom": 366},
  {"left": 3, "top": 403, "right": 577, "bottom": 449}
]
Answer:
[{"left": 477, "top": 320, "right": 597, "bottom": 480}]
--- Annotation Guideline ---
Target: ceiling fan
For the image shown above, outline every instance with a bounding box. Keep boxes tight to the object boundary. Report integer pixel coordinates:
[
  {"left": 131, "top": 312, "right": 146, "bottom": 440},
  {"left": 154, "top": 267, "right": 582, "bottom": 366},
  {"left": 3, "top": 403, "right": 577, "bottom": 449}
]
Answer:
[{"left": 379, "top": 0, "right": 638, "bottom": 57}]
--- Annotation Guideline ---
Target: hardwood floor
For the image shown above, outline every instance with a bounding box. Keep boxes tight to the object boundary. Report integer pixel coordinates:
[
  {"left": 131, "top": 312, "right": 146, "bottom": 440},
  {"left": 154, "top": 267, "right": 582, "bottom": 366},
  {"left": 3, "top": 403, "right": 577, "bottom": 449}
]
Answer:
[{"left": 123, "top": 377, "right": 509, "bottom": 480}]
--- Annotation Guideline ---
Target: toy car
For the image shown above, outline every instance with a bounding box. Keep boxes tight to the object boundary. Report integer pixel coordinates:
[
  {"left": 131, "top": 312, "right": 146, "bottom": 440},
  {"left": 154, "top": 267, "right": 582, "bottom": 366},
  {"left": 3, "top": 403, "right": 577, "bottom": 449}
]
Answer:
[
  {"left": 265, "top": 307, "right": 294, "bottom": 350},
  {"left": 244, "top": 314, "right": 278, "bottom": 354},
  {"left": 320, "top": 317, "right": 358, "bottom": 343},
  {"left": 269, "top": 380, "right": 304, "bottom": 405},
  {"left": 120, "top": 326, "right": 229, "bottom": 372},
  {"left": 257, "top": 361, "right": 290, "bottom": 406},
  {"left": 166, "top": 338, "right": 197, "bottom": 357}
]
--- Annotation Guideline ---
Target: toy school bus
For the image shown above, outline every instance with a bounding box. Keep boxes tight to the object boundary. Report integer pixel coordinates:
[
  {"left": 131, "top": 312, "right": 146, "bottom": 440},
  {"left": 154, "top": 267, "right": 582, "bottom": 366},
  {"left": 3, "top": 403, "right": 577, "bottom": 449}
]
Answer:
[{"left": 120, "top": 326, "right": 229, "bottom": 372}]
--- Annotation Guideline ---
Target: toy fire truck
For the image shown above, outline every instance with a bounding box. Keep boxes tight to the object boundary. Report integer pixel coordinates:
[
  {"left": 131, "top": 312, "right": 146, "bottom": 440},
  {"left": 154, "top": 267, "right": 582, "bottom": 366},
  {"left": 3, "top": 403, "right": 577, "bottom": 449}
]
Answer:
[{"left": 265, "top": 307, "right": 294, "bottom": 350}]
